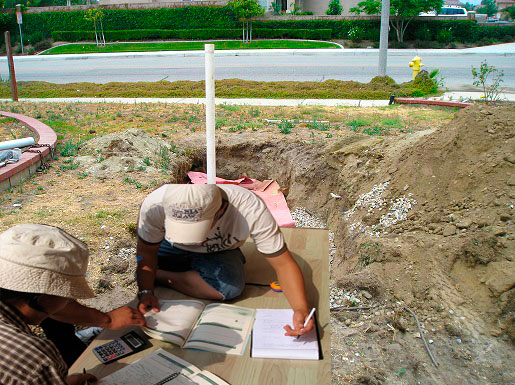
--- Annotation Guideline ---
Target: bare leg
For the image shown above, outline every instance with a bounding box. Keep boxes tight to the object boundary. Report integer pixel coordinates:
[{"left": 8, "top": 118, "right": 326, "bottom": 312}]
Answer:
[{"left": 155, "top": 269, "right": 223, "bottom": 300}]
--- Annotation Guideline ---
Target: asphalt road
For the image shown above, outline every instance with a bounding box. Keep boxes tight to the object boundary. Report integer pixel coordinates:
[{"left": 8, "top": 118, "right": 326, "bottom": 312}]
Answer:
[{"left": 1, "top": 48, "right": 514, "bottom": 92}]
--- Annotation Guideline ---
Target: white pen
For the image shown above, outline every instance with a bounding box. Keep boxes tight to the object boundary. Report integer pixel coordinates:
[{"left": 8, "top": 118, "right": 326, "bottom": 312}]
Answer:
[{"left": 296, "top": 307, "right": 316, "bottom": 339}]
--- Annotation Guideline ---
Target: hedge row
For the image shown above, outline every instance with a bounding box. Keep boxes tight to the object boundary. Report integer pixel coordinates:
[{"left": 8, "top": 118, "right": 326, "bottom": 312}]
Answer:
[
  {"left": 0, "top": 6, "right": 514, "bottom": 43},
  {"left": 52, "top": 28, "right": 332, "bottom": 42}
]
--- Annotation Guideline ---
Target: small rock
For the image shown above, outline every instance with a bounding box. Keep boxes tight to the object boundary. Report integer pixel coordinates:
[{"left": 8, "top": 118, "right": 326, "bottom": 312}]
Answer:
[
  {"left": 428, "top": 339, "right": 434, "bottom": 344},
  {"left": 487, "top": 129, "right": 496, "bottom": 134},
  {"left": 403, "top": 184, "right": 409, "bottom": 191},
  {"left": 362, "top": 290, "right": 373, "bottom": 300},
  {"left": 456, "top": 218, "right": 472, "bottom": 229},
  {"left": 456, "top": 338, "right": 462, "bottom": 344},
  {"left": 504, "top": 155, "right": 515, "bottom": 164},
  {"left": 500, "top": 213, "right": 511, "bottom": 222},
  {"left": 508, "top": 175, "right": 515, "bottom": 186},
  {"left": 484, "top": 261, "right": 515, "bottom": 296},
  {"left": 345, "top": 318, "right": 352, "bottom": 326},
  {"left": 443, "top": 224, "right": 457, "bottom": 236},
  {"left": 12, "top": 203, "right": 22, "bottom": 208},
  {"left": 491, "top": 226, "right": 506, "bottom": 236}
]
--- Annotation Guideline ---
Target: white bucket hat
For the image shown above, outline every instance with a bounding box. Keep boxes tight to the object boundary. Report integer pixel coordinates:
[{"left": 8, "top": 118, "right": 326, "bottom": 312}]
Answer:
[
  {"left": 163, "top": 184, "right": 223, "bottom": 245},
  {"left": 0, "top": 224, "right": 94, "bottom": 299}
]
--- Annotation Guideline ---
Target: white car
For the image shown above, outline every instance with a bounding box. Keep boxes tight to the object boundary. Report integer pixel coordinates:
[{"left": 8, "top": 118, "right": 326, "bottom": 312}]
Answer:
[{"left": 419, "top": 6, "right": 468, "bottom": 17}]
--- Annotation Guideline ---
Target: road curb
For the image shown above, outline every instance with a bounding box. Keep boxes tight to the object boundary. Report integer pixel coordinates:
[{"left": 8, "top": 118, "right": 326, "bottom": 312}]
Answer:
[{"left": 395, "top": 98, "right": 473, "bottom": 108}]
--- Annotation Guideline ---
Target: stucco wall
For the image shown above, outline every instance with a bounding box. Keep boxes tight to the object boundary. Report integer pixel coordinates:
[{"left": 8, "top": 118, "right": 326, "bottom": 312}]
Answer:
[{"left": 299, "top": 0, "right": 362, "bottom": 16}]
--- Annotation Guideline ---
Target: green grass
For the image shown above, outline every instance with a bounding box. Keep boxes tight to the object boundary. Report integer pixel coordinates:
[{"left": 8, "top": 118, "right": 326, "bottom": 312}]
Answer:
[{"left": 42, "top": 40, "right": 340, "bottom": 55}]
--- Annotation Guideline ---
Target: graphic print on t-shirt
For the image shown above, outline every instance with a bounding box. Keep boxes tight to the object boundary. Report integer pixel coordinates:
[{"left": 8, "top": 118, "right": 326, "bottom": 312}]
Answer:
[{"left": 201, "top": 227, "right": 240, "bottom": 253}]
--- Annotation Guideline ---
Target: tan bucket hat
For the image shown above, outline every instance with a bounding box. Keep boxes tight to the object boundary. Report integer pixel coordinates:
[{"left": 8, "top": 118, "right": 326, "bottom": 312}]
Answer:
[
  {"left": 0, "top": 224, "right": 94, "bottom": 299},
  {"left": 163, "top": 184, "right": 223, "bottom": 245}
]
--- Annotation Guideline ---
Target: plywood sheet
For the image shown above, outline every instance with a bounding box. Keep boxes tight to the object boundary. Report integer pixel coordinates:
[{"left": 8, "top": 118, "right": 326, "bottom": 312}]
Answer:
[{"left": 70, "top": 228, "right": 330, "bottom": 385}]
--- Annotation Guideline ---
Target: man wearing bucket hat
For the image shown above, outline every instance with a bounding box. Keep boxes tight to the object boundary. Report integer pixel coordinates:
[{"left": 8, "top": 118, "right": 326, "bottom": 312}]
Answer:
[
  {"left": 0, "top": 224, "right": 143, "bottom": 385},
  {"left": 136, "top": 184, "right": 314, "bottom": 337}
]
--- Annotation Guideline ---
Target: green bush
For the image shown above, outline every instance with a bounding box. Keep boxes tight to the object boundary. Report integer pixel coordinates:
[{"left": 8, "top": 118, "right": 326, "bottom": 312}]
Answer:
[
  {"left": 414, "top": 25, "right": 433, "bottom": 41},
  {"left": 52, "top": 28, "right": 331, "bottom": 42},
  {"left": 33, "top": 39, "right": 53, "bottom": 51},
  {"left": 437, "top": 28, "right": 454, "bottom": 44},
  {"left": 2, "top": 7, "right": 514, "bottom": 45},
  {"left": 26, "top": 31, "right": 45, "bottom": 45}
]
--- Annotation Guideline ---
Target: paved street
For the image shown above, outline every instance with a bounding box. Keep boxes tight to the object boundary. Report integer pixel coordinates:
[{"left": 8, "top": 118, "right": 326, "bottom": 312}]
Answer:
[{"left": 1, "top": 43, "right": 514, "bottom": 92}]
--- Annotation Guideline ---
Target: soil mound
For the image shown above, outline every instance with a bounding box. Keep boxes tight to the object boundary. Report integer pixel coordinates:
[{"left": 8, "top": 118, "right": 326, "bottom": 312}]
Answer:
[{"left": 75, "top": 128, "right": 190, "bottom": 181}]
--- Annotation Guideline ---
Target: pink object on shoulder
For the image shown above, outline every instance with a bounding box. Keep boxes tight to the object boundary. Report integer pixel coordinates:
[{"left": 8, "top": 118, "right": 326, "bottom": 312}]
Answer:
[{"left": 187, "top": 171, "right": 295, "bottom": 227}]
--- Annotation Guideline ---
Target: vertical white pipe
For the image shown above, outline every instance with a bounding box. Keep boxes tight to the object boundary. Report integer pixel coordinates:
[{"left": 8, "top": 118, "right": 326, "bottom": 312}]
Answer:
[{"left": 205, "top": 44, "right": 216, "bottom": 185}]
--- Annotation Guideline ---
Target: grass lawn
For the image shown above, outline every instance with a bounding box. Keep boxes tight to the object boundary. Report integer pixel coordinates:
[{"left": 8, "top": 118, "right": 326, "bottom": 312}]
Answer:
[{"left": 42, "top": 40, "right": 341, "bottom": 55}]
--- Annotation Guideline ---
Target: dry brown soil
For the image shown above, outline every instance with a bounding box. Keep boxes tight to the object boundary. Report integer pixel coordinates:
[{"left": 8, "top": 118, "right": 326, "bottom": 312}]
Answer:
[{"left": 0, "top": 102, "right": 513, "bottom": 384}]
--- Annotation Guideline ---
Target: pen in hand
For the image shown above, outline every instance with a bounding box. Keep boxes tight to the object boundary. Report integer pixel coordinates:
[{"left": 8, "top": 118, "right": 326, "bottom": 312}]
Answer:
[{"left": 296, "top": 307, "right": 316, "bottom": 339}]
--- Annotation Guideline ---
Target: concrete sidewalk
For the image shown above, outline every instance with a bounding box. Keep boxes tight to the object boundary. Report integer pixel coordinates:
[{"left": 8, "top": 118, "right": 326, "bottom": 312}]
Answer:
[
  {"left": 12, "top": 42, "right": 514, "bottom": 62},
  {"left": 1, "top": 91, "right": 513, "bottom": 106}
]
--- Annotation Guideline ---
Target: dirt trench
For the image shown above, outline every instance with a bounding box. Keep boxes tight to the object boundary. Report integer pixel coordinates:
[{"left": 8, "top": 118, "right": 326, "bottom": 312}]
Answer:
[{"left": 173, "top": 104, "right": 514, "bottom": 384}]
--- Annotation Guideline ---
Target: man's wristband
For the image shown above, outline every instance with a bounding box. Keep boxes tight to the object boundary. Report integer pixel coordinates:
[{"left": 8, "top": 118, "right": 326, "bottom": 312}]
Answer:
[{"left": 137, "top": 289, "right": 154, "bottom": 299}]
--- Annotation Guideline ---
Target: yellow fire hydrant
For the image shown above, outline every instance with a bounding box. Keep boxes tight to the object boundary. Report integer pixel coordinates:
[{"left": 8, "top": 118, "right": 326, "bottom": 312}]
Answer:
[{"left": 408, "top": 56, "right": 424, "bottom": 80}]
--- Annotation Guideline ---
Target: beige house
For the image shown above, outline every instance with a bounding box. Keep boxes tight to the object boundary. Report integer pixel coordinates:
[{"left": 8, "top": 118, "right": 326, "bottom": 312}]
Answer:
[
  {"left": 260, "top": 0, "right": 360, "bottom": 15},
  {"left": 97, "top": 0, "right": 360, "bottom": 15}
]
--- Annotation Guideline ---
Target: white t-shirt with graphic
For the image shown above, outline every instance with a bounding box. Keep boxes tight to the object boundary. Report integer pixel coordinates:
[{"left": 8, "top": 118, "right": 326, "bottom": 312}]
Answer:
[{"left": 137, "top": 184, "right": 286, "bottom": 256}]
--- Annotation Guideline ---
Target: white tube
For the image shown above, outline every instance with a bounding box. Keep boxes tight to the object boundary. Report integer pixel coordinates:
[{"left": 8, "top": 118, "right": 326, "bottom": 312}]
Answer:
[
  {"left": 0, "top": 137, "right": 35, "bottom": 151},
  {"left": 205, "top": 44, "right": 216, "bottom": 185}
]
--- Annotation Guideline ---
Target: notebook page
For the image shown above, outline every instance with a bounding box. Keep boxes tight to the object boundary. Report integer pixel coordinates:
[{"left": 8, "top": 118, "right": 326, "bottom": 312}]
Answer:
[
  {"left": 251, "top": 308, "right": 319, "bottom": 360},
  {"left": 97, "top": 348, "right": 200, "bottom": 385},
  {"left": 143, "top": 300, "right": 205, "bottom": 346}
]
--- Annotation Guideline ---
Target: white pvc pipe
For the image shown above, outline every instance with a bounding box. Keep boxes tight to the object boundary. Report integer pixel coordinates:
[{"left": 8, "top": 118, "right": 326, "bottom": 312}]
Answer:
[
  {"left": 205, "top": 44, "right": 216, "bottom": 185},
  {"left": 0, "top": 137, "right": 35, "bottom": 151}
]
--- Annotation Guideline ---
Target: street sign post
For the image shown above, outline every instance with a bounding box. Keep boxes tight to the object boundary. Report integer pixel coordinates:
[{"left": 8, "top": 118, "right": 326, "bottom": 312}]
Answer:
[{"left": 15, "top": 4, "right": 23, "bottom": 54}]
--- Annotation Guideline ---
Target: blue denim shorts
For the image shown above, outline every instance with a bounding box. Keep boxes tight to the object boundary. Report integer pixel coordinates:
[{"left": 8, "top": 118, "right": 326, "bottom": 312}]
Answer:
[{"left": 157, "top": 239, "right": 246, "bottom": 300}]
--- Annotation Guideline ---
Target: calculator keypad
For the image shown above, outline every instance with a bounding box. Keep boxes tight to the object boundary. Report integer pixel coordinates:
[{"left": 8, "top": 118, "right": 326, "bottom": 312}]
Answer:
[{"left": 93, "top": 339, "right": 132, "bottom": 363}]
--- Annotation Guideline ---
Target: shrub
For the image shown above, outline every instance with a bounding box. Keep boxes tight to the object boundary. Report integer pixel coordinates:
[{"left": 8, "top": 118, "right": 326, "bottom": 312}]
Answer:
[
  {"left": 348, "top": 26, "right": 365, "bottom": 42},
  {"left": 26, "top": 31, "right": 45, "bottom": 45},
  {"left": 437, "top": 28, "right": 454, "bottom": 44},
  {"left": 414, "top": 25, "right": 433, "bottom": 41},
  {"left": 53, "top": 28, "right": 332, "bottom": 42},
  {"left": 326, "top": 0, "right": 342, "bottom": 15},
  {"left": 34, "top": 39, "right": 52, "bottom": 52}
]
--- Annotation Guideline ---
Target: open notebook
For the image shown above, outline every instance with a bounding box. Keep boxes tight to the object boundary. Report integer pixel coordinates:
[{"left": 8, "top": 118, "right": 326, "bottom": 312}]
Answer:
[
  {"left": 97, "top": 348, "right": 230, "bottom": 385},
  {"left": 143, "top": 300, "right": 256, "bottom": 356},
  {"left": 251, "top": 309, "right": 319, "bottom": 360}
]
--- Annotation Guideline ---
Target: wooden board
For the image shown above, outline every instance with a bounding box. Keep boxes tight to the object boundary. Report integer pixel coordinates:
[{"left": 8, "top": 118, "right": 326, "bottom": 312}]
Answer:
[{"left": 70, "top": 228, "right": 330, "bottom": 385}]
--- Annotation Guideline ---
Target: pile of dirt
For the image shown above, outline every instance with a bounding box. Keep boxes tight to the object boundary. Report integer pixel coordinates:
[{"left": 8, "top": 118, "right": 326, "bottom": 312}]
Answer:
[{"left": 76, "top": 127, "right": 191, "bottom": 181}]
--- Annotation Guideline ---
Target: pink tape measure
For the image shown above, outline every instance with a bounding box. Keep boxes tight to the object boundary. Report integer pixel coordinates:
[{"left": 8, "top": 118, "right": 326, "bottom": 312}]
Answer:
[{"left": 270, "top": 281, "right": 282, "bottom": 292}]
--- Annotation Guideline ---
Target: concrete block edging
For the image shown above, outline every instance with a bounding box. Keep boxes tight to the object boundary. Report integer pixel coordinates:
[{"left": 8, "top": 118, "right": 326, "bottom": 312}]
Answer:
[{"left": 0, "top": 111, "right": 57, "bottom": 191}]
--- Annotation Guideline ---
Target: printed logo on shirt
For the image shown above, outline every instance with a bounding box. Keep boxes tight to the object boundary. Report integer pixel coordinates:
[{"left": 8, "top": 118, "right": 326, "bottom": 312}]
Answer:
[
  {"left": 202, "top": 227, "right": 240, "bottom": 253},
  {"left": 168, "top": 207, "right": 202, "bottom": 222}
]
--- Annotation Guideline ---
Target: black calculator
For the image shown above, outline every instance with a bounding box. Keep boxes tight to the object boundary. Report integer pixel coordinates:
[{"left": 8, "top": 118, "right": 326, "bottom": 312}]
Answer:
[{"left": 93, "top": 331, "right": 147, "bottom": 364}]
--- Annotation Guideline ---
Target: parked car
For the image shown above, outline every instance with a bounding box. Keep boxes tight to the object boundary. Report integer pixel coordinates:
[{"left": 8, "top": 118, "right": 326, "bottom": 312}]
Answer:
[{"left": 419, "top": 6, "right": 468, "bottom": 17}]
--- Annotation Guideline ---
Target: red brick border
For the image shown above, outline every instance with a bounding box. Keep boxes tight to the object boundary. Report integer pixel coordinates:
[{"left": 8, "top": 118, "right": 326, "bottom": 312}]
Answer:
[
  {"left": 0, "top": 111, "right": 57, "bottom": 183},
  {"left": 395, "top": 98, "right": 473, "bottom": 109}
]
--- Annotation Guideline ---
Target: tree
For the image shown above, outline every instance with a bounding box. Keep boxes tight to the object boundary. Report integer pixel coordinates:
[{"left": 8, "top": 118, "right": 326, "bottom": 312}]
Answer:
[
  {"left": 326, "top": 0, "right": 343, "bottom": 15},
  {"left": 476, "top": 0, "right": 498, "bottom": 16},
  {"left": 463, "top": 2, "right": 475, "bottom": 11},
  {"left": 228, "top": 0, "right": 265, "bottom": 44},
  {"left": 503, "top": 5, "right": 515, "bottom": 20},
  {"left": 351, "top": 0, "right": 444, "bottom": 42},
  {"left": 84, "top": 8, "right": 105, "bottom": 47}
]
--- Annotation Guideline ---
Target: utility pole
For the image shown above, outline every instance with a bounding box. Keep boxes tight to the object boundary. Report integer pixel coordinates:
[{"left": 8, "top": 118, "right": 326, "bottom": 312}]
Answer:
[{"left": 378, "top": 0, "right": 390, "bottom": 76}]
